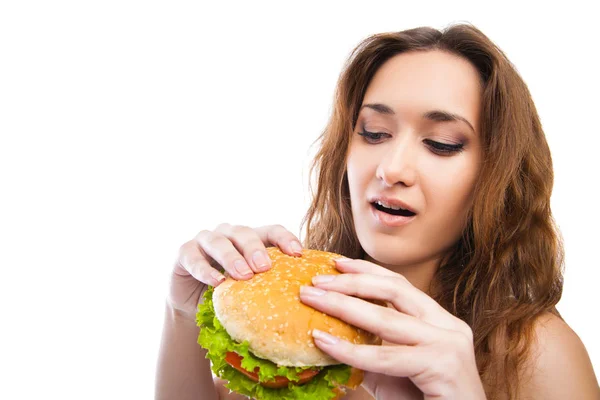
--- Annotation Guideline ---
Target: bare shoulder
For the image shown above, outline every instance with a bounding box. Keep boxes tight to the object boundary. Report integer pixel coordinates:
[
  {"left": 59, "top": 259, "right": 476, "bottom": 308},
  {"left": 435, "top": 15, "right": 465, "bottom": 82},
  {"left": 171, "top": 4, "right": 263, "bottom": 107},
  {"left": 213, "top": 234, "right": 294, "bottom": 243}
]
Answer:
[{"left": 521, "top": 312, "right": 599, "bottom": 399}]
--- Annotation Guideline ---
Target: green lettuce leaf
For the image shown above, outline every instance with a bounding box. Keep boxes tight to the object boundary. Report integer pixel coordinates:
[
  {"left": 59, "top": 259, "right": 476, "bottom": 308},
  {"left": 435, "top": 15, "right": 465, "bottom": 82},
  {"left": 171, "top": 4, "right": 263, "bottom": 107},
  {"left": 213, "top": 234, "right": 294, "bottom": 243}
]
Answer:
[{"left": 196, "top": 286, "right": 352, "bottom": 399}]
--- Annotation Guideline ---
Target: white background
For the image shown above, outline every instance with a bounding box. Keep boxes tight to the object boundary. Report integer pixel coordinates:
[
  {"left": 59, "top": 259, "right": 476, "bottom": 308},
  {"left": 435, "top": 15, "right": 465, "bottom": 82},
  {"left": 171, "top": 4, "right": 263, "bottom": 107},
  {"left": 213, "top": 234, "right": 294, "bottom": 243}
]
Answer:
[{"left": 1, "top": 1, "right": 598, "bottom": 399}]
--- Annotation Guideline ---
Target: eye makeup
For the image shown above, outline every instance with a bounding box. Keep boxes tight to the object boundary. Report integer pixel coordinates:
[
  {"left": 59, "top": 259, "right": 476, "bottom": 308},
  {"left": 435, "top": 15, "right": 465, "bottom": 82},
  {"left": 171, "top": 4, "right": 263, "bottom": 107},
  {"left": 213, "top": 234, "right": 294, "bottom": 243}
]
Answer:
[{"left": 356, "top": 121, "right": 466, "bottom": 156}]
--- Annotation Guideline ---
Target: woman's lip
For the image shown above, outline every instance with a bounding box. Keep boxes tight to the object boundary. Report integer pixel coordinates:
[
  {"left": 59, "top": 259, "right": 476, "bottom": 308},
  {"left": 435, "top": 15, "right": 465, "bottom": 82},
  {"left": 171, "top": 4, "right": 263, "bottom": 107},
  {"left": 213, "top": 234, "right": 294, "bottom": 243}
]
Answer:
[
  {"left": 369, "top": 197, "right": 417, "bottom": 214},
  {"left": 370, "top": 203, "right": 416, "bottom": 227}
]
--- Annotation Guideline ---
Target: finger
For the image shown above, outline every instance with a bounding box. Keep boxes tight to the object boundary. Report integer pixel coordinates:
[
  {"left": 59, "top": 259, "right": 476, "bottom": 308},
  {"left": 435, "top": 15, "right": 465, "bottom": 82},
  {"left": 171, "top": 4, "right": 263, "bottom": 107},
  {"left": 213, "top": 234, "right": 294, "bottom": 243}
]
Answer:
[
  {"left": 311, "top": 273, "right": 459, "bottom": 332},
  {"left": 176, "top": 240, "right": 226, "bottom": 286},
  {"left": 194, "top": 230, "right": 254, "bottom": 280},
  {"left": 300, "top": 286, "right": 438, "bottom": 344},
  {"left": 333, "top": 257, "right": 402, "bottom": 279},
  {"left": 254, "top": 224, "right": 304, "bottom": 257},
  {"left": 311, "top": 329, "right": 428, "bottom": 378},
  {"left": 215, "top": 224, "right": 273, "bottom": 273}
]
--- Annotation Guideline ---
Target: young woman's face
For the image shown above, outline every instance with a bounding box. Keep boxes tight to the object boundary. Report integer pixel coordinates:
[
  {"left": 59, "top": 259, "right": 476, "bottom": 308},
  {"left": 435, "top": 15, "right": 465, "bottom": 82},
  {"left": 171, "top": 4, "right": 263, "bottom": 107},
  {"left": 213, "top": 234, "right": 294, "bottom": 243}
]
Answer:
[{"left": 347, "top": 50, "right": 483, "bottom": 271}]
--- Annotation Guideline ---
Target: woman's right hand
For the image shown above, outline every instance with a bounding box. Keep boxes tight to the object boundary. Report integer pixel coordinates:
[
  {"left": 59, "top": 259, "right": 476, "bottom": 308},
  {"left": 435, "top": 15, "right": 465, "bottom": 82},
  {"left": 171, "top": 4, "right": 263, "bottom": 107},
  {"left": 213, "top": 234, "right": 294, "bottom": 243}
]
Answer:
[{"left": 168, "top": 223, "right": 304, "bottom": 319}]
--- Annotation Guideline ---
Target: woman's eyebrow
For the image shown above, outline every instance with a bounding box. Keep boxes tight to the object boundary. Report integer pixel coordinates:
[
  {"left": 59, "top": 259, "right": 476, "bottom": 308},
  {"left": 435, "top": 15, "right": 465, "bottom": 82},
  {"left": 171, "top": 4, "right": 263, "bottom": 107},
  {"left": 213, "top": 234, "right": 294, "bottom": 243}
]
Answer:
[
  {"left": 360, "top": 103, "right": 396, "bottom": 115},
  {"left": 423, "top": 110, "right": 475, "bottom": 134},
  {"left": 360, "top": 103, "right": 475, "bottom": 134}
]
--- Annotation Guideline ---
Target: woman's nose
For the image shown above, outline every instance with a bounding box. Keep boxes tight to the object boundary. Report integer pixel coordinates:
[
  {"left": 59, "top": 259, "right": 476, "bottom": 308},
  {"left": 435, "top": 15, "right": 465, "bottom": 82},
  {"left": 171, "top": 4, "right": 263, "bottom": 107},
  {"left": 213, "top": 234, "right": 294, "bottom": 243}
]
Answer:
[{"left": 375, "top": 139, "right": 418, "bottom": 188}]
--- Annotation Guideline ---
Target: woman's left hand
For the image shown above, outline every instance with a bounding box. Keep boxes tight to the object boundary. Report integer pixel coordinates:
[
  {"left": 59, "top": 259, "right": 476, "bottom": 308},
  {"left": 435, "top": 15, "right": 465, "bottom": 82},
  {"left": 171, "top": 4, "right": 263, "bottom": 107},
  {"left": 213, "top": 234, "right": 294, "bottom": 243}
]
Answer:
[{"left": 299, "top": 257, "right": 487, "bottom": 400}]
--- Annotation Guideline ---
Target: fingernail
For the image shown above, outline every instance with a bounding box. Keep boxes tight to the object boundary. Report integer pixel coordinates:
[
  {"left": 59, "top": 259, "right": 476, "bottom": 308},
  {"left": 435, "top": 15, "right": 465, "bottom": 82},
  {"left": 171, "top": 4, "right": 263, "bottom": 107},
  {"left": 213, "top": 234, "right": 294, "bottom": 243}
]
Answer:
[
  {"left": 234, "top": 260, "right": 252, "bottom": 277},
  {"left": 312, "top": 275, "right": 336, "bottom": 285},
  {"left": 211, "top": 271, "right": 225, "bottom": 284},
  {"left": 300, "top": 285, "right": 327, "bottom": 296},
  {"left": 313, "top": 329, "right": 339, "bottom": 345},
  {"left": 252, "top": 251, "right": 271, "bottom": 271},
  {"left": 290, "top": 241, "right": 303, "bottom": 255}
]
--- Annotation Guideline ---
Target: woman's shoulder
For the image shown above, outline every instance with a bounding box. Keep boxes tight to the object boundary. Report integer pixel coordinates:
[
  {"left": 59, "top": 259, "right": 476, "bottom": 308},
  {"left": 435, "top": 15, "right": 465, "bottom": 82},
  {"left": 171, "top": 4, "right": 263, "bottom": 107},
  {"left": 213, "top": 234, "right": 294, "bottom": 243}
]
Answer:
[{"left": 520, "top": 311, "right": 599, "bottom": 398}]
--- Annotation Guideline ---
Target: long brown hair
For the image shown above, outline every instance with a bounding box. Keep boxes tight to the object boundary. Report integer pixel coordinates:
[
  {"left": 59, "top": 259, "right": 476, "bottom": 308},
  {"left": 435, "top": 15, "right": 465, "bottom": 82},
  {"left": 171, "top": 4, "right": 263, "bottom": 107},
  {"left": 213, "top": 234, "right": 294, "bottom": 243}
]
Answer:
[{"left": 299, "top": 23, "right": 565, "bottom": 399}]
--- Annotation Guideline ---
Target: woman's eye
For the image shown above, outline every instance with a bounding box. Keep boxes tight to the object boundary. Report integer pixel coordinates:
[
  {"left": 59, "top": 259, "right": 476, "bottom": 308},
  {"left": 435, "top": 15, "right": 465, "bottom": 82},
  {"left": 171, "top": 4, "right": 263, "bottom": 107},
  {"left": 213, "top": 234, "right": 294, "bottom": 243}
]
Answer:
[
  {"left": 424, "top": 139, "right": 465, "bottom": 155},
  {"left": 357, "top": 131, "right": 465, "bottom": 156},
  {"left": 357, "top": 130, "right": 388, "bottom": 143}
]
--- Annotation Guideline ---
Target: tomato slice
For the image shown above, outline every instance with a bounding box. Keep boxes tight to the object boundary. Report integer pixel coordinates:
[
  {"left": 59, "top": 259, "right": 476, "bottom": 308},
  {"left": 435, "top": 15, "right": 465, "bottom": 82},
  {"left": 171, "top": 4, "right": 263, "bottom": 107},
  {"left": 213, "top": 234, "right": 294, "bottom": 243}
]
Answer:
[{"left": 224, "top": 351, "right": 320, "bottom": 389}]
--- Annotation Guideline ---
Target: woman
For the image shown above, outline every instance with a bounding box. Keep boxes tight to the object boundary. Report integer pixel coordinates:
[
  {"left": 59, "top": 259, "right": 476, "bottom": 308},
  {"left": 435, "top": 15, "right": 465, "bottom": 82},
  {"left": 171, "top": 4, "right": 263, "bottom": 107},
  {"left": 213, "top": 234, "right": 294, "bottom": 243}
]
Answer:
[{"left": 155, "top": 23, "right": 599, "bottom": 399}]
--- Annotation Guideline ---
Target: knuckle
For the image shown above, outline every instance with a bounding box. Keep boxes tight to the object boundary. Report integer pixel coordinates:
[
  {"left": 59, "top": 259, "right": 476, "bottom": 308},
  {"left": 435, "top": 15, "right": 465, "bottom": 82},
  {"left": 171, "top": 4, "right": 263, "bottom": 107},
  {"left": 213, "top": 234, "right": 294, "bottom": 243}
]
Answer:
[
  {"left": 272, "top": 224, "right": 294, "bottom": 239},
  {"left": 272, "top": 224, "right": 287, "bottom": 231},
  {"left": 204, "top": 232, "right": 226, "bottom": 247},
  {"left": 378, "top": 308, "right": 401, "bottom": 337},
  {"left": 230, "top": 224, "right": 252, "bottom": 237},
  {"left": 187, "top": 258, "right": 205, "bottom": 274},
  {"left": 458, "top": 320, "right": 474, "bottom": 342},
  {"left": 374, "top": 346, "right": 398, "bottom": 370},
  {"left": 233, "top": 227, "right": 266, "bottom": 254},
  {"left": 177, "top": 241, "right": 199, "bottom": 265},
  {"left": 386, "top": 284, "right": 404, "bottom": 305},
  {"left": 422, "top": 302, "right": 441, "bottom": 321},
  {"left": 177, "top": 240, "right": 193, "bottom": 256},
  {"left": 450, "top": 328, "right": 474, "bottom": 356},
  {"left": 223, "top": 250, "right": 243, "bottom": 265},
  {"left": 186, "top": 263, "right": 214, "bottom": 285},
  {"left": 214, "top": 223, "right": 232, "bottom": 233},
  {"left": 195, "top": 229, "right": 212, "bottom": 242},
  {"left": 263, "top": 225, "right": 287, "bottom": 245}
]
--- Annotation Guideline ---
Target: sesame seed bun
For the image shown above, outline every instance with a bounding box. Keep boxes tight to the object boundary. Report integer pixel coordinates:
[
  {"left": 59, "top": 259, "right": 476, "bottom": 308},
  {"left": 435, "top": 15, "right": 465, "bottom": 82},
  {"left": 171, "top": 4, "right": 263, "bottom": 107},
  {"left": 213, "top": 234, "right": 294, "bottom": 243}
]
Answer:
[{"left": 212, "top": 247, "right": 381, "bottom": 367}]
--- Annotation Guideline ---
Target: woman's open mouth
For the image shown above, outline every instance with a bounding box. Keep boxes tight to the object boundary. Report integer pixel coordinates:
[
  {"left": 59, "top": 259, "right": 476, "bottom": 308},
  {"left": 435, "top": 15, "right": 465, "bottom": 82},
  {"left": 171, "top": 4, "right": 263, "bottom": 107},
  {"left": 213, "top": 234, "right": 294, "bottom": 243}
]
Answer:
[
  {"left": 372, "top": 202, "right": 416, "bottom": 217},
  {"left": 370, "top": 202, "right": 417, "bottom": 227}
]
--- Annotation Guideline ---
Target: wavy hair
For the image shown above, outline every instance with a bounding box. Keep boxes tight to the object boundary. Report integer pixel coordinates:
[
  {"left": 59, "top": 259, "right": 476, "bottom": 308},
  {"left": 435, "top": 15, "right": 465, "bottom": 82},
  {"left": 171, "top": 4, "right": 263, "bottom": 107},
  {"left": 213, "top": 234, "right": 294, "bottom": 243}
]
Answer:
[{"left": 299, "top": 23, "right": 565, "bottom": 399}]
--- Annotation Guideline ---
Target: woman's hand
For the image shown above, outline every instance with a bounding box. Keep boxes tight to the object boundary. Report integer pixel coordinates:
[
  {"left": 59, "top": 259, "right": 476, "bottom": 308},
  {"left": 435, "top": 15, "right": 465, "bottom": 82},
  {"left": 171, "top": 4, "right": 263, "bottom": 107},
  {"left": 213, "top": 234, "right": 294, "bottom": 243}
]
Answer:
[
  {"left": 299, "top": 258, "right": 487, "bottom": 400},
  {"left": 169, "top": 223, "right": 303, "bottom": 319}
]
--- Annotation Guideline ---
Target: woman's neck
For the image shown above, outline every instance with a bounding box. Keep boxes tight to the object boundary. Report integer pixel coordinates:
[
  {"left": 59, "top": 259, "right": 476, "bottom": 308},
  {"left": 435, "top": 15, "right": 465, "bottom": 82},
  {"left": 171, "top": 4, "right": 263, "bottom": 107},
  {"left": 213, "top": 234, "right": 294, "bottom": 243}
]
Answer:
[{"left": 363, "top": 253, "right": 440, "bottom": 295}]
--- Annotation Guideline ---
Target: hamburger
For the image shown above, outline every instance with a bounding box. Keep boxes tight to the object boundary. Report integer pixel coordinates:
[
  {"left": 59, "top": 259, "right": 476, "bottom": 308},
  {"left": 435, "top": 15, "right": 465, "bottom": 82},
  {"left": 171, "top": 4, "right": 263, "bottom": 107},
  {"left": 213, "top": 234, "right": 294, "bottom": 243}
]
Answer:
[{"left": 196, "top": 247, "right": 381, "bottom": 400}]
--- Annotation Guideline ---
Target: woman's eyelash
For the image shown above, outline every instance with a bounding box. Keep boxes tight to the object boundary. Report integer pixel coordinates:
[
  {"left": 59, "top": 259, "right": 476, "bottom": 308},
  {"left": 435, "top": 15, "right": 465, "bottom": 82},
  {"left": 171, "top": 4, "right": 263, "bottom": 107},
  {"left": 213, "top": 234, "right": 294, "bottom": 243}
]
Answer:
[
  {"left": 423, "top": 139, "right": 464, "bottom": 154},
  {"left": 357, "top": 130, "right": 465, "bottom": 155},
  {"left": 357, "top": 130, "right": 387, "bottom": 141}
]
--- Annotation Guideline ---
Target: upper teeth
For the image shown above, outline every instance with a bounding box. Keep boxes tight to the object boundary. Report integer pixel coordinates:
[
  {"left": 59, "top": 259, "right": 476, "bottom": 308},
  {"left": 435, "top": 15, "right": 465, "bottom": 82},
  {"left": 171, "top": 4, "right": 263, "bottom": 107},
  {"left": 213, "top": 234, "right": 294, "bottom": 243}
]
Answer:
[{"left": 376, "top": 200, "right": 406, "bottom": 211}]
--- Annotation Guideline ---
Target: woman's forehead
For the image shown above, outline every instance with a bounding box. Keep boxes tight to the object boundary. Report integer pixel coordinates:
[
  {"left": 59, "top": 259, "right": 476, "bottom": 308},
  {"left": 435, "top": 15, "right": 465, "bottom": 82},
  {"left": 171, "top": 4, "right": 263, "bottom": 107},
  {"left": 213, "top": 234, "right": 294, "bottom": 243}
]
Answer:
[{"left": 361, "top": 50, "right": 482, "bottom": 132}]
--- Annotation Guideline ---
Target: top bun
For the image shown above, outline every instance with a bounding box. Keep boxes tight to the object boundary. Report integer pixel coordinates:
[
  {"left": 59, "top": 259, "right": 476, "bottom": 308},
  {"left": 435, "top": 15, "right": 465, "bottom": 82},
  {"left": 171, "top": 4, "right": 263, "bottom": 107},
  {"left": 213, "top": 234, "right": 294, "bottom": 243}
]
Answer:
[{"left": 212, "top": 247, "right": 381, "bottom": 367}]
